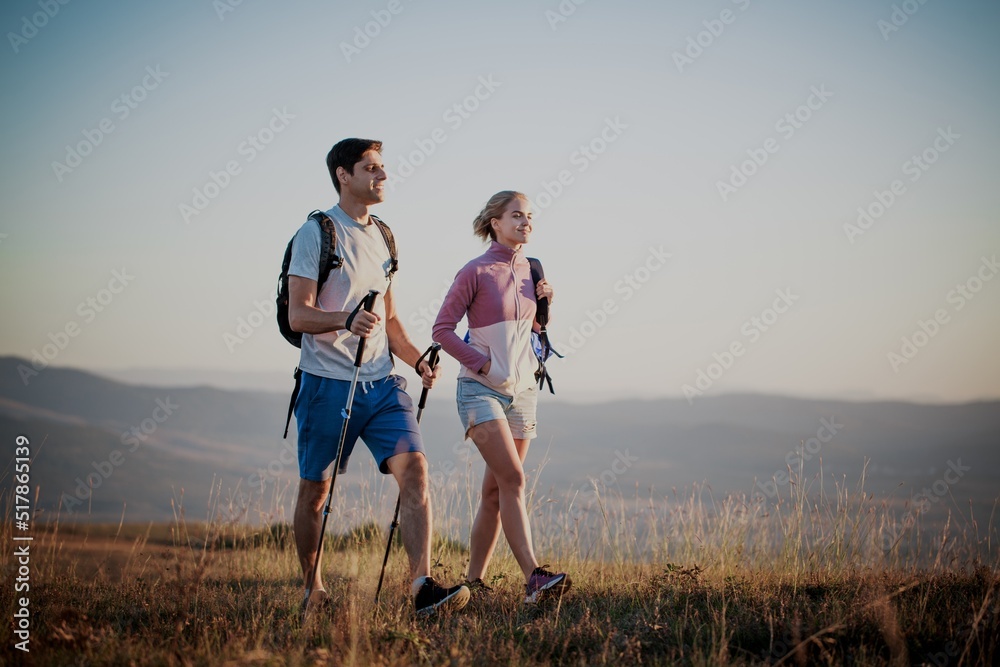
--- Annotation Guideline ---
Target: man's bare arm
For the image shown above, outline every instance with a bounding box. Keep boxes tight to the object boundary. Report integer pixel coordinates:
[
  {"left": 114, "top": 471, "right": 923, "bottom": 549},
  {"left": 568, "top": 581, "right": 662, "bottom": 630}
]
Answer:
[{"left": 288, "top": 276, "right": 379, "bottom": 335}]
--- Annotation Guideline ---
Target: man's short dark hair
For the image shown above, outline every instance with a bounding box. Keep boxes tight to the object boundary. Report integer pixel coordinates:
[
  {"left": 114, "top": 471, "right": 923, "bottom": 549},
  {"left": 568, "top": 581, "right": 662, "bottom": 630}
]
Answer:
[{"left": 327, "top": 138, "right": 383, "bottom": 193}]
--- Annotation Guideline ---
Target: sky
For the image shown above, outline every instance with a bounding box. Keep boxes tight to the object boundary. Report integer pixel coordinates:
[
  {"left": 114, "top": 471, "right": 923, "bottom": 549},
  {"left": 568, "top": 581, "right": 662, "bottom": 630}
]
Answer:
[{"left": 1, "top": 0, "right": 998, "bottom": 404}]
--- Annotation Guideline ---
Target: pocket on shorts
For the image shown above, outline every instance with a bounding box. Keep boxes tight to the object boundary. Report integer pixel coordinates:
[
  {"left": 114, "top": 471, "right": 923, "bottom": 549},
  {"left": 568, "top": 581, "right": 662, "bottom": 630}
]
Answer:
[
  {"left": 295, "top": 373, "right": 323, "bottom": 416},
  {"left": 389, "top": 374, "right": 408, "bottom": 393},
  {"left": 459, "top": 376, "right": 487, "bottom": 396}
]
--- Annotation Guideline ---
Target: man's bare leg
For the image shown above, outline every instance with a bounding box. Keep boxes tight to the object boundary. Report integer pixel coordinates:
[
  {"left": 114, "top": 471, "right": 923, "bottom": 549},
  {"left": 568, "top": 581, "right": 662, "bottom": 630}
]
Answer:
[
  {"left": 294, "top": 477, "right": 332, "bottom": 602},
  {"left": 386, "top": 452, "right": 431, "bottom": 580}
]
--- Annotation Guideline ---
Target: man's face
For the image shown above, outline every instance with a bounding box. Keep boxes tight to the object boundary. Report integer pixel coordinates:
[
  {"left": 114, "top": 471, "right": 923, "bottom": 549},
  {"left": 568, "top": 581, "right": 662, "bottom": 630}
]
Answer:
[{"left": 340, "top": 150, "right": 387, "bottom": 203}]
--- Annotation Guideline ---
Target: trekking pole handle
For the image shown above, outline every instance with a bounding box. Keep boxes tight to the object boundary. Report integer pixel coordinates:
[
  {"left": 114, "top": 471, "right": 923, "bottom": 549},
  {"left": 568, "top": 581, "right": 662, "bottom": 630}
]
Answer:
[
  {"left": 415, "top": 343, "right": 441, "bottom": 411},
  {"left": 352, "top": 290, "right": 380, "bottom": 368}
]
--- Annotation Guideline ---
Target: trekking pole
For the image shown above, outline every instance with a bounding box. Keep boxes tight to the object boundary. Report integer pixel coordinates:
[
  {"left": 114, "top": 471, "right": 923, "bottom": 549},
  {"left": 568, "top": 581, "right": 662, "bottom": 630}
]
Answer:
[
  {"left": 302, "top": 289, "right": 379, "bottom": 619},
  {"left": 373, "top": 342, "right": 441, "bottom": 607}
]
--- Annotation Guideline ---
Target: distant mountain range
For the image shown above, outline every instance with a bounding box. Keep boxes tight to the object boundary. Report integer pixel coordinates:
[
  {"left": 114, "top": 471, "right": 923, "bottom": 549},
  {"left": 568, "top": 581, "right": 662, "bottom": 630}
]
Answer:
[
  {"left": 98, "top": 367, "right": 296, "bottom": 395},
  {"left": 1, "top": 356, "right": 997, "bottom": 529}
]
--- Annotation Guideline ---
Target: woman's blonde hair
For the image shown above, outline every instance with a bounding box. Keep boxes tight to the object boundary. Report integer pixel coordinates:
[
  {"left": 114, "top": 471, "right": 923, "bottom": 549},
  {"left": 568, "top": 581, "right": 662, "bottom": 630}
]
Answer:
[{"left": 472, "top": 190, "right": 527, "bottom": 242}]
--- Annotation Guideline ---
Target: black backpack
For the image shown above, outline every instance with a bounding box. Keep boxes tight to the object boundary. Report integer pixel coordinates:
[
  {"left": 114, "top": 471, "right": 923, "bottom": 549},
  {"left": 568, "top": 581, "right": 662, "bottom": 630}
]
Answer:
[
  {"left": 527, "top": 257, "right": 563, "bottom": 394},
  {"left": 277, "top": 209, "right": 398, "bottom": 437},
  {"left": 276, "top": 209, "right": 398, "bottom": 348}
]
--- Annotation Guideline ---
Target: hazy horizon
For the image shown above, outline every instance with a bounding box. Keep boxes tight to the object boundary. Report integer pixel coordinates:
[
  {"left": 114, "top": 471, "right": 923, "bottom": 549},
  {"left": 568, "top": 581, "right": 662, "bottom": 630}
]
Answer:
[
  {"left": 3, "top": 355, "right": 994, "bottom": 406},
  {"left": 85, "top": 361, "right": 999, "bottom": 405}
]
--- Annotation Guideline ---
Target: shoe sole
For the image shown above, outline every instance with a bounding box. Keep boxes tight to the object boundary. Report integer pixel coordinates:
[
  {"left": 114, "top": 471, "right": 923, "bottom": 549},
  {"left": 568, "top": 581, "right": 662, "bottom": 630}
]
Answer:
[
  {"left": 524, "top": 574, "right": 571, "bottom": 604},
  {"left": 415, "top": 586, "right": 471, "bottom": 616}
]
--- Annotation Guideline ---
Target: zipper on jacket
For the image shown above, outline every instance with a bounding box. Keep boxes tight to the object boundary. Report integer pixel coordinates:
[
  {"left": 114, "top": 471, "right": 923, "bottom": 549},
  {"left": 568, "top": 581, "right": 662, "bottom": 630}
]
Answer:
[{"left": 509, "top": 254, "right": 520, "bottom": 389}]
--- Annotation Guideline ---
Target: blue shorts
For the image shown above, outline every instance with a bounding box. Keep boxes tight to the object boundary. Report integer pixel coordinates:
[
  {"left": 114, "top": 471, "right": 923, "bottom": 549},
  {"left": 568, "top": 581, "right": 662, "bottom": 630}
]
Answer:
[
  {"left": 295, "top": 372, "right": 424, "bottom": 481},
  {"left": 456, "top": 378, "right": 538, "bottom": 440}
]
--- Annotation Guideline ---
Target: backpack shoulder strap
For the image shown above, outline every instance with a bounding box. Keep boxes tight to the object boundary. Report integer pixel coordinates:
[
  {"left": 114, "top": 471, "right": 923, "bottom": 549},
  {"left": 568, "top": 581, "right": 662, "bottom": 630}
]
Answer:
[
  {"left": 526, "top": 257, "right": 548, "bottom": 327},
  {"left": 307, "top": 210, "right": 342, "bottom": 288},
  {"left": 370, "top": 214, "right": 399, "bottom": 276}
]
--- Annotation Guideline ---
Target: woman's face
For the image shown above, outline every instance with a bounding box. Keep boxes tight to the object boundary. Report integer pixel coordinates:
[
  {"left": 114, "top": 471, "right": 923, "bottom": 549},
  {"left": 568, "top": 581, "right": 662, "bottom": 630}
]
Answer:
[{"left": 491, "top": 197, "right": 533, "bottom": 249}]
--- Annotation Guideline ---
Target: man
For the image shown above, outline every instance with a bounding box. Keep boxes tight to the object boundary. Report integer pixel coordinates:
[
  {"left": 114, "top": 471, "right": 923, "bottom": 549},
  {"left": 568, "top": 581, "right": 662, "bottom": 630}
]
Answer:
[{"left": 287, "top": 138, "right": 469, "bottom": 615}]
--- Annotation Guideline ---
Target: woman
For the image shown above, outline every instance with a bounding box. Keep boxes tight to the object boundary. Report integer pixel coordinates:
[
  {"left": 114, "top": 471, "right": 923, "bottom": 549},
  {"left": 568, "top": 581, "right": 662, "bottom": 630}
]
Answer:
[{"left": 432, "top": 190, "right": 570, "bottom": 603}]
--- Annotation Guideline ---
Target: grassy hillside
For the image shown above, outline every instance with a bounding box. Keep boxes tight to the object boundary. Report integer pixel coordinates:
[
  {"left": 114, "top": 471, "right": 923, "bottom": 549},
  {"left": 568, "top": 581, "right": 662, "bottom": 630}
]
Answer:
[
  {"left": 2, "top": 362, "right": 998, "bottom": 664},
  {"left": 1, "top": 463, "right": 997, "bottom": 666}
]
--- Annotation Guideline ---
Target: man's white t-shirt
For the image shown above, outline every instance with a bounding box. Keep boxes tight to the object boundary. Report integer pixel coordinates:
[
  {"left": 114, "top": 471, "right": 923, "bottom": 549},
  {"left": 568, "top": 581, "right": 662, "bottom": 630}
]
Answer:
[{"left": 288, "top": 205, "right": 395, "bottom": 382}]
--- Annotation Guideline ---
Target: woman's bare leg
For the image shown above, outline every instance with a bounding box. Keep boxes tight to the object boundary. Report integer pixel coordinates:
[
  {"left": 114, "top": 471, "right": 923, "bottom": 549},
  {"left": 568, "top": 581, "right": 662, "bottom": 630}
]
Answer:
[
  {"left": 466, "top": 418, "right": 538, "bottom": 580},
  {"left": 466, "top": 435, "right": 530, "bottom": 581}
]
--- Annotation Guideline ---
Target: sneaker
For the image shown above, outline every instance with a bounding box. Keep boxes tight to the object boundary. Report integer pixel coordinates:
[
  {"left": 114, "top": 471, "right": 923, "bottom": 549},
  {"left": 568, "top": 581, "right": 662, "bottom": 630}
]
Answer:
[
  {"left": 464, "top": 578, "right": 494, "bottom": 597},
  {"left": 524, "top": 566, "right": 571, "bottom": 604},
  {"left": 413, "top": 577, "right": 470, "bottom": 615}
]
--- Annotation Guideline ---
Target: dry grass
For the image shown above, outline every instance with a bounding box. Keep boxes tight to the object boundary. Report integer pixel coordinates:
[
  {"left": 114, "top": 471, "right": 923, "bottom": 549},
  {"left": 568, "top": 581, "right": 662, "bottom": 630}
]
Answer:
[{"left": 2, "top": 461, "right": 998, "bottom": 666}]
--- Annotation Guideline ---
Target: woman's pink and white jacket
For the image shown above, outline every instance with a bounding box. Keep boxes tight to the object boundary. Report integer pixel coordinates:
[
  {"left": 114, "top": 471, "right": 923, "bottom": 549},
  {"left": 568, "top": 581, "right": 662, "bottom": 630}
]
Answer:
[{"left": 432, "top": 241, "right": 539, "bottom": 397}]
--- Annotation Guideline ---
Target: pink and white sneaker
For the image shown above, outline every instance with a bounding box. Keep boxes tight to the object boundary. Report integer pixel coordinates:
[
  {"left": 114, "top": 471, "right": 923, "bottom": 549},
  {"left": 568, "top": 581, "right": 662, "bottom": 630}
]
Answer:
[{"left": 524, "top": 566, "right": 571, "bottom": 604}]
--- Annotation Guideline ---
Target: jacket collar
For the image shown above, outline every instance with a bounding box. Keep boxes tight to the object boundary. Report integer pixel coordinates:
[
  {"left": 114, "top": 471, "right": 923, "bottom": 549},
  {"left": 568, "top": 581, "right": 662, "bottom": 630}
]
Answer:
[{"left": 487, "top": 240, "right": 522, "bottom": 262}]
